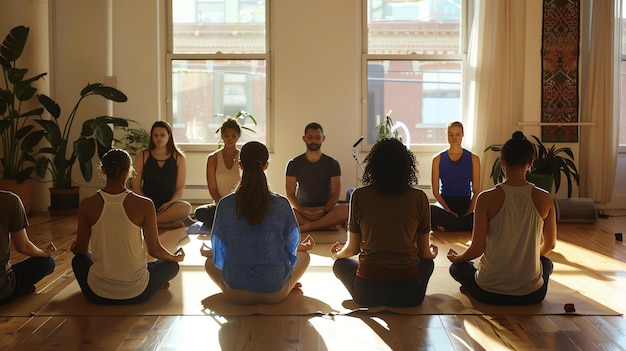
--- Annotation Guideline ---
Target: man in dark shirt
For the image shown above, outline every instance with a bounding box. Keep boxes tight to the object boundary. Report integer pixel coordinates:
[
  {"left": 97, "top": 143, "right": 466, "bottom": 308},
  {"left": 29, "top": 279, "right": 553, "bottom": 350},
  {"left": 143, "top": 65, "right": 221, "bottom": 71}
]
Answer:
[{"left": 286, "top": 123, "right": 349, "bottom": 232}]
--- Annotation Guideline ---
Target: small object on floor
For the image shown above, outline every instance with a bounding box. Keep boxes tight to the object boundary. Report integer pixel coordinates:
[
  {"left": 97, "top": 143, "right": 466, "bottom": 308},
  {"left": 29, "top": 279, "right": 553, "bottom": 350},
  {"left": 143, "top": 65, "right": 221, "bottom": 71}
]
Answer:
[
  {"left": 616, "top": 233, "right": 623, "bottom": 242},
  {"left": 187, "top": 221, "right": 212, "bottom": 235},
  {"left": 564, "top": 303, "right": 576, "bottom": 313},
  {"left": 182, "top": 216, "right": 196, "bottom": 227}
]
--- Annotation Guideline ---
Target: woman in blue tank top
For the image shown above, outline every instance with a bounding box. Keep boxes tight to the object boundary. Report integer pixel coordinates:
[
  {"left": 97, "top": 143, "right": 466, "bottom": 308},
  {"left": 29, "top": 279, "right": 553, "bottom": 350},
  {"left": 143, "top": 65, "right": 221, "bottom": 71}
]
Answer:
[{"left": 431, "top": 121, "right": 480, "bottom": 231}]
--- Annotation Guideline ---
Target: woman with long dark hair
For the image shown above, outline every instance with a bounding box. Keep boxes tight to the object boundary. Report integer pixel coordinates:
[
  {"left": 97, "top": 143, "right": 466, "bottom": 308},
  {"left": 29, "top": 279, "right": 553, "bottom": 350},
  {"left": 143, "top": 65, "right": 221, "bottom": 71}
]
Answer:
[
  {"left": 330, "top": 138, "right": 438, "bottom": 307},
  {"left": 132, "top": 121, "right": 192, "bottom": 227},
  {"left": 202, "top": 141, "right": 311, "bottom": 304}
]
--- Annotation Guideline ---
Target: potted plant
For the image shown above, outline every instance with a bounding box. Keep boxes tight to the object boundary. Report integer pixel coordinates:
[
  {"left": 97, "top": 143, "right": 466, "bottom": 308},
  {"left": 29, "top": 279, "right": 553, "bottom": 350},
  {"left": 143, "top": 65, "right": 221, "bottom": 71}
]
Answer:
[
  {"left": 376, "top": 110, "right": 403, "bottom": 142},
  {"left": 0, "top": 25, "right": 48, "bottom": 213},
  {"left": 484, "top": 135, "right": 580, "bottom": 197},
  {"left": 34, "top": 83, "right": 134, "bottom": 215}
]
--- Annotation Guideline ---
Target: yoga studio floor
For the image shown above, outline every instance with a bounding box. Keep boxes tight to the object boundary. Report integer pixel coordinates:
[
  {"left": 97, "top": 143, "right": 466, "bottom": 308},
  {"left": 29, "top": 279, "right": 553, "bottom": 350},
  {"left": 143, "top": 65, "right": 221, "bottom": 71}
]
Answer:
[{"left": 1, "top": 211, "right": 626, "bottom": 351}]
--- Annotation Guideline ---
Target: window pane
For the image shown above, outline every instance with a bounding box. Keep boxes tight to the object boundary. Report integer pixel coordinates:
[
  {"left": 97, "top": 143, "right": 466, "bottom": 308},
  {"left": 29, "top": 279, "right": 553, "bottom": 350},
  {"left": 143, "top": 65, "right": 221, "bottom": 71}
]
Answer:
[
  {"left": 172, "top": 0, "right": 266, "bottom": 54},
  {"left": 171, "top": 59, "right": 266, "bottom": 144},
  {"left": 368, "top": 0, "right": 462, "bottom": 54},
  {"left": 366, "top": 60, "right": 461, "bottom": 145},
  {"left": 621, "top": 61, "right": 626, "bottom": 145}
]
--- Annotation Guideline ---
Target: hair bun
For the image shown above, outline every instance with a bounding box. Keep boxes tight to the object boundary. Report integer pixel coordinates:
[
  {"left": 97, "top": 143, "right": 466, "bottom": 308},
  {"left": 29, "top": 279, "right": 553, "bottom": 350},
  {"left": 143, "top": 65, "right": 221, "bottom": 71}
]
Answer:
[{"left": 512, "top": 131, "right": 526, "bottom": 141}]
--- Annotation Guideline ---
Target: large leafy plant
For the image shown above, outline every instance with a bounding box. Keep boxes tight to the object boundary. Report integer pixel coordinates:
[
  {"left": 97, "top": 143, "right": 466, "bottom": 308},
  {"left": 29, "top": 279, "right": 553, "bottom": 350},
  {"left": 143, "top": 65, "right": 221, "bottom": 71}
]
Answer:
[
  {"left": 0, "top": 25, "right": 47, "bottom": 183},
  {"left": 35, "top": 83, "right": 133, "bottom": 189}
]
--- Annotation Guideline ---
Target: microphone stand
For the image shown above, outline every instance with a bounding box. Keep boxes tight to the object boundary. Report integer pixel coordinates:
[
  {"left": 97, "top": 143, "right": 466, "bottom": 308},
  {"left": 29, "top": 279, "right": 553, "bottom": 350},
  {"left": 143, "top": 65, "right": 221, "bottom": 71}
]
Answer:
[{"left": 352, "top": 137, "right": 364, "bottom": 188}]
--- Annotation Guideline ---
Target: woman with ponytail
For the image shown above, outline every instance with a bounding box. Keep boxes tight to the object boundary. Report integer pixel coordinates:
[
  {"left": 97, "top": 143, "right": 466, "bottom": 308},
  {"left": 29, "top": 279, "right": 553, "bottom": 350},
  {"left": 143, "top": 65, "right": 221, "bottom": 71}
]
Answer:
[
  {"left": 447, "top": 131, "right": 557, "bottom": 305},
  {"left": 202, "top": 141, "right": 311, "bottom": 304},
  {"left": 71, "top": 149, "right": 185, "bottom": 304}
]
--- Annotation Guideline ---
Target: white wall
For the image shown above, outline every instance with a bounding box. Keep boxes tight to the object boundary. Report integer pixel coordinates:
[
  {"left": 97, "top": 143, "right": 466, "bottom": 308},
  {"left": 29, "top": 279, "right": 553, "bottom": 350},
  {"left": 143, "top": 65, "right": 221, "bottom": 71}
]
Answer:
[
  {"left": 6, "top": 0, "right": 624, "bottom": 210},
  {"left": 0, "top": 1, "right": 50, "bottom": 211}
]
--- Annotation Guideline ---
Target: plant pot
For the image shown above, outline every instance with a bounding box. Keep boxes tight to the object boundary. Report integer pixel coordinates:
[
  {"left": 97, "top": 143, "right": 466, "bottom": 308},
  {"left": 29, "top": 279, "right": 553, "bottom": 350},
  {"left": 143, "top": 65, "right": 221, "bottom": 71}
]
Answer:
[
  {"left": 527, "top": 173, "right": 554, "bottom": 193},
  {"left": 0, "top": 179, "right": 34, "bottom": 215},
  {"left": 49, "top": 187, "right": 80, "bottom": 216}
]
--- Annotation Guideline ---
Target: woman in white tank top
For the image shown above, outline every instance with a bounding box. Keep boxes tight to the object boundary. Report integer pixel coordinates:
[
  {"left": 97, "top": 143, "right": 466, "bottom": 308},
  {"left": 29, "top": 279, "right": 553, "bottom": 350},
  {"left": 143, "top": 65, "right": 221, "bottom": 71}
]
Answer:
[
  {"left": 71, "top": 149, "right": 185, "bottom": 304},
  {"left": 195, "top": 117, "right": 242, "bottom": 227},
  {"left": 446, "top": 131, "right": 557, "bottom": 305}
]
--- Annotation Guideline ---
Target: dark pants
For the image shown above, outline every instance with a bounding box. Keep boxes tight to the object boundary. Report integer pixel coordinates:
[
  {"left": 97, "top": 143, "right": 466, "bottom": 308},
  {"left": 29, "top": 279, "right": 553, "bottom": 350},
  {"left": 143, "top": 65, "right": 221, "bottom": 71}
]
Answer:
[
  {"left": 449, "top": 256, "right": 554, "bottom": 305},
  {"left": 72, "top": 253, "right": 179, "bottom": 305},
  {"left": 431, "top": 196, "right": 473, "bottom": 231},
  {"left": 194, "top": 203, "right": 216, "bottom": 228},
  {"left": 0, "top": 256, "right": 56, "bottom": 304},
  {"left": 333, "top": 258, "right": 435, "bottom": 307}
]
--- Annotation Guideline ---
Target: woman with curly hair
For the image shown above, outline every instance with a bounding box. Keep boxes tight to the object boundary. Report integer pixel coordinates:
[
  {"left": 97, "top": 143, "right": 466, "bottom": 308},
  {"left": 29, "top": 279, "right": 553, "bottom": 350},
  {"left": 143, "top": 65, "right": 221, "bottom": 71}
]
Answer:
[{"left": 330, "top": 138, "right": 438, "bottom": 307}]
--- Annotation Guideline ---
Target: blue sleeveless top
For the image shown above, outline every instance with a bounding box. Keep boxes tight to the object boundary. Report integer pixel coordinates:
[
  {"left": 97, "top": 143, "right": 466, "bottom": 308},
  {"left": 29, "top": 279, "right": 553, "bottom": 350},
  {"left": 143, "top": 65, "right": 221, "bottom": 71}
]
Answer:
[{"left": 439, "top": 149, "right": 473, "bottom": 197}]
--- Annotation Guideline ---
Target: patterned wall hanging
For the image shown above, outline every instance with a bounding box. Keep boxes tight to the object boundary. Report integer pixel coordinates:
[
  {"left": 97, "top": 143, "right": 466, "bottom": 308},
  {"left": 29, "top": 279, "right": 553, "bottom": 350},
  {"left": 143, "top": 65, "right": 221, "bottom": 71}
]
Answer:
[{"left": 541, "top": 0, "right": 580, "bottom": 142}]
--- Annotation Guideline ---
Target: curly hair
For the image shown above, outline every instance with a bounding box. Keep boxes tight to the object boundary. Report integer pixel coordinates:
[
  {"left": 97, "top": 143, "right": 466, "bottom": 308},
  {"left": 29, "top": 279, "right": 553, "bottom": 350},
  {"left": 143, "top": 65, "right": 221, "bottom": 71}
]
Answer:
[{"left": 361, "top": 138, "right": 418, "bottom": 194}]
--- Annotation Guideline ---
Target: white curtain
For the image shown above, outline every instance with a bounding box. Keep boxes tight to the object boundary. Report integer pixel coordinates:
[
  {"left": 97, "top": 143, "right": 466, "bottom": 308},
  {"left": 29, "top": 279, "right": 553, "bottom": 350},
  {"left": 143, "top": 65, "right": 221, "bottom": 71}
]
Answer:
[
  {"left": 579, "top": 0, "right": 620, "bottom": 203},
  {"left": 464, "top": 1, "right": 527, "bottom": 192}
]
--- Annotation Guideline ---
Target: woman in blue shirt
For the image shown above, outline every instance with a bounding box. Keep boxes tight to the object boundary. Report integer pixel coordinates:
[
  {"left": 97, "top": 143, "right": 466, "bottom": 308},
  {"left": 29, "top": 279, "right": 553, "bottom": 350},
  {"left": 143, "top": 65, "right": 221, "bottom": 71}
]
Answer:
[
  {"left": 202, "top": 141, "right": 311, "bottom": 304},
  {"left": 431, "top": 121, "right": 480, "bottom": 231}
]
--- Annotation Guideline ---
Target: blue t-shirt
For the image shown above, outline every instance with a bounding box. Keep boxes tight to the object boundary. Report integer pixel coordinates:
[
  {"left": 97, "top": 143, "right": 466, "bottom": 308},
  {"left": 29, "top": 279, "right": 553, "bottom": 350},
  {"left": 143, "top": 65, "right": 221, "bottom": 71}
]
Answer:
[
  {"left": 285, "top": 154, "right": 341, "bottom": 207},
  {"left": 439, "top": 149, "right": 473, "bottom": 197},
  {"left": 211, "top": 192, "right": 300, "bottom": 293}
]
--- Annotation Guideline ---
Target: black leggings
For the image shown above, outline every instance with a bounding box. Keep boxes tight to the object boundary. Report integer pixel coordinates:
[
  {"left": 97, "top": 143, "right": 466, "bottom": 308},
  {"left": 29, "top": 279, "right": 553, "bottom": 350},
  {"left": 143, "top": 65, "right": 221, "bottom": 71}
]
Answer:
[
  {"left": 431, "top": 196, "right": 473, "bottom": 231},
  {"left": 333, "top": 258, "right": 435, "bottom": 307},
  {"left": 449, "top": 256, "right": 554, "bottom": 305}
]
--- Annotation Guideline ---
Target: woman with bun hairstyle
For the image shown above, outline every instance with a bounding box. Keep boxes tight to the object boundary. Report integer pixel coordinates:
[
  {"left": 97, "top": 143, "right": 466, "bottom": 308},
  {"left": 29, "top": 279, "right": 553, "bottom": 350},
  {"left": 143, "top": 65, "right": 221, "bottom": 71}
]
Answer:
[
  {"left": 72, "top": 149, "right": 185, "bottom": 305},
  {"left": 202, "top": 141, "right": 311, "bottom": 304},
  {"left": 194, "top": 117, "right": 242, "bottom": 228},
  {"left": 447, "top": 131, "right": 557, "bottom": 305}
]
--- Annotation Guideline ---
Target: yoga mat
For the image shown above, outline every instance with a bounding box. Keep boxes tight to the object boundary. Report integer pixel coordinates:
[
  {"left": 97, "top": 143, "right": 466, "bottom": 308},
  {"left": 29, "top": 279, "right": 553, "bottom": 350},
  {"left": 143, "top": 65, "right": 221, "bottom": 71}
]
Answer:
[
  {"left": 34, "top": 242, "right": 621, "bottom": 317},
  {"left": 0, "top": 292, "right": 55, "bottom": 317}
]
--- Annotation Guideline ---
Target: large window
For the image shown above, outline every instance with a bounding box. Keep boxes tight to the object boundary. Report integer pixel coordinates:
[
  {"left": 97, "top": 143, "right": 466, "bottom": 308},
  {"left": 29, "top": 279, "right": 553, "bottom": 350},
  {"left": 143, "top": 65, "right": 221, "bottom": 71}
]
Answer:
[
  {"left": 363, "top": 0, "right": 466, "bottom": 146},
  {"left": 168, "top": 0, "right": 268, "bottom": 146},
  {"left": 621, "top": 2, "right": 626, "bottom": 146}
]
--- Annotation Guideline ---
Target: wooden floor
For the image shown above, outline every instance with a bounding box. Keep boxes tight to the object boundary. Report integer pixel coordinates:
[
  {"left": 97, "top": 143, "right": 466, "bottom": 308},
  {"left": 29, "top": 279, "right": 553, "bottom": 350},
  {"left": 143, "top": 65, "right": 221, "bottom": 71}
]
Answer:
[{"left": 2, "top": 211, "right": 626, "bottom": 351}]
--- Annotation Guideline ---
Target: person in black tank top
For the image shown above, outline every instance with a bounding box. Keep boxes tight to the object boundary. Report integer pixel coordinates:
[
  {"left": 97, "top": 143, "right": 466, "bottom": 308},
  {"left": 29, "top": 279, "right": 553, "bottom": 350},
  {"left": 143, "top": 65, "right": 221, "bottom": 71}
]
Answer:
[{"left": 132, "top": 121, "right": 193, "bottom": 228}]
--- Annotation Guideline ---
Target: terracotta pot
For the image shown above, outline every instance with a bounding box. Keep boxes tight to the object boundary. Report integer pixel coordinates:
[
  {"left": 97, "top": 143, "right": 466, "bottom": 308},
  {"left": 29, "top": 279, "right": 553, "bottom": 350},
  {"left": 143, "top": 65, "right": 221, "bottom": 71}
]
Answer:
[
  {"left": 49, "top": 187, "right": 80, "bottom": 216},
  {"left": 0, "top": 179, "right": 34, "bottom": 215}
]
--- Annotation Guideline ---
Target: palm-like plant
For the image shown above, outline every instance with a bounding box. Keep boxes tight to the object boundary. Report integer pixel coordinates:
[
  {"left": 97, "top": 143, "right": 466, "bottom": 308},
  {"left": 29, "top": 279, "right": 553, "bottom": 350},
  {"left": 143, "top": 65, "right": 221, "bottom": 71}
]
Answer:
[
  {"left": 0, "top": 25, "right": 47, "bottom": 183},
  {"left": 484, "top": 135, "right": 580, "bottom": 197},
  {"left": 35, "top": 83, "right": 132, "bottom": 189}
]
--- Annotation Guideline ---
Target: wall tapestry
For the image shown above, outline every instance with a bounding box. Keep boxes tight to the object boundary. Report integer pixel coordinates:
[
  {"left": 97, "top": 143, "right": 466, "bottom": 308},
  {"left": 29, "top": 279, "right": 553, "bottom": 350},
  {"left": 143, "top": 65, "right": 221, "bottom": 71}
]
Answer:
[{"left": 541, "top": 0, "right": 580, "bottom": 142}]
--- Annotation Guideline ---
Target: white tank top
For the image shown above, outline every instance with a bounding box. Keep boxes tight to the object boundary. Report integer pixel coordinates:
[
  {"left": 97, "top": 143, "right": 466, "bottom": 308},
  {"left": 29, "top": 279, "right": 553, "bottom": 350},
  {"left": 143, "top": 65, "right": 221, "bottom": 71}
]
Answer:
[
  {"left": 215, "top": 150, "right": 241, "bottom": 198},
  {"left": 475, "top": 184, "right": 544, "bottom": 295},
  {"left": 87, "top": 190, "right": 149, "bottom": 299}
]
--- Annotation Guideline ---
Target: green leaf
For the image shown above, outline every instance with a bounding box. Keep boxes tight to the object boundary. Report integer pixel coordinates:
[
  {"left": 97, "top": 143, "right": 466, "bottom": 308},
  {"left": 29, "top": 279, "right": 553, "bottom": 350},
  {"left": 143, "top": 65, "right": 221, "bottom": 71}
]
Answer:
[{"left": 1, "top": 25, "right": 29, "bottom": 62}]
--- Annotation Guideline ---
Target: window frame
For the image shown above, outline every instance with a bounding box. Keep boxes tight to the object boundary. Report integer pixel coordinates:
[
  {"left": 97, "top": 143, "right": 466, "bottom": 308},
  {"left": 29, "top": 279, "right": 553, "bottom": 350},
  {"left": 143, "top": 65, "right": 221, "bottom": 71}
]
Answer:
[
  {"left": 165, "top": 0, "right": 271, "bottom": 152},
  {"left": 360, "top": 0, "right": 470, "bottom": 152}
]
